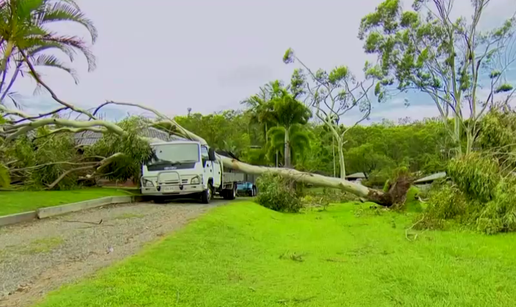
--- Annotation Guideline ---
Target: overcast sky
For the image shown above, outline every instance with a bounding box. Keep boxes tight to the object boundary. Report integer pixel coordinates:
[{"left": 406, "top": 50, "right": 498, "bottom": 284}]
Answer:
[{"left": 9, "top": 0, "right": 516, "bottom": 124}]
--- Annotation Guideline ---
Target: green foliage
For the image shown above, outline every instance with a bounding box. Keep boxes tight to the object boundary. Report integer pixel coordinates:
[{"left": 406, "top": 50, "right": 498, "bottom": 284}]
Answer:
[
  {"left": 0, "top": 163, "right": 10, "bottom": 188},
  {"left": 3, "top": 128, "right": 81, "bottom": 190},
  {"left": 418, "top": 183, "right": 468, "bottom": 230},
  {"left": 175, "top": 110, "right": 252, "bottom": 158},
  {"left": 0, "top": 0, "right": 97, "bottom": 81},
  {"left": 31, "top": 131, "right": 79, "bottom": 190},
  {"left": 266, "top": 124, "right": 312, "bottom": 166},
  {"left": 478, "top": 181, "right": 516, "bottom": 234},
  {"left": 478, "top": 109, "right": 516, "bottom": 153},
  {"left": 447, "top": 154, "right": 501, "bottom": 202},
  {"left": 86, "top": 117, "right": 152, "bottom": 183},
  {"left": 404, "top": 186, "right": 422, "bottom": 213},
  {"left": 382, "top": 179, "right": 390, "bottom": 193},
  {"left": 421, "top": 153, "right": 516, "bottom": 234},
  {"left": 359, "top": 0, "right": 516, "bottom": 154},
  {"left": 345, "top": 120, "right": 451, "bottom": 177},
  {"left": 345, "top": 143, "right": 394, "bottom": 178},
  {"left": 495, "top": 84, "right": 514, "bottom": 93},
  {"left": 255, "top": 173, "right": 303, "bottom": 213}
]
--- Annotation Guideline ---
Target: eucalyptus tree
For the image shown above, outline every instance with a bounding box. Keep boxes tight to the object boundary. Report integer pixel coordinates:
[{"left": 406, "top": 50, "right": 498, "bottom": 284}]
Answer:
[
  {"left": 283, "top": 49, "right": 375, "bottom": 178},
  {"left": 359, "top": 0, "right": 516, "bottom": 155}
]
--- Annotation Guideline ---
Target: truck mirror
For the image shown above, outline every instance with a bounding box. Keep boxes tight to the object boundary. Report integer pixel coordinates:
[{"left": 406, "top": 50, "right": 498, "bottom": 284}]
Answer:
[{"left": 208, "top": 148, "right": 217, "bottom": 161}]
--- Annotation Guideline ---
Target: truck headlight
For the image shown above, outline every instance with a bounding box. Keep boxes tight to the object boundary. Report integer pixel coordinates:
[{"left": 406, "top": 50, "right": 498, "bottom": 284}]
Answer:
[
  {"left": 143, "top": 179, "right": 154, "bottom": 187},
  {"left": 190, "top": 176, "right": 200, "bottom": 184}
]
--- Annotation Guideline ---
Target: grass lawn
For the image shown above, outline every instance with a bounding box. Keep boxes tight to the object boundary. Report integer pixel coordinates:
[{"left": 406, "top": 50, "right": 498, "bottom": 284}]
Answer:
[
  {"left": 0, "top": 188, "right": 132, "bottom": 216},
  {"left": 35, "top": 202, "right": 516, "bottom": 307}
]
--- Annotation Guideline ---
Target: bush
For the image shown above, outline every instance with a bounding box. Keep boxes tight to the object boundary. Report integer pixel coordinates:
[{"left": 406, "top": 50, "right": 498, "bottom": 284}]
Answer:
[
  {"left": 447, "top": 153, "right": 501, "bottom": 202},
  {"left": 255, "top": 173, "right": 303, "bottom": 213},
  {"left": 418, "top": 154, "right": 516, "bottom": 234}
]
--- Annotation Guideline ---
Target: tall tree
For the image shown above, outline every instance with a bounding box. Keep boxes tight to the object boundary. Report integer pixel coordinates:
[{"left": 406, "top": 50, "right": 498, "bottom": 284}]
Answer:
[
  {"left": 359, "top": 0, "right": 516, "bottom": 155},
  {"left": 283, "top": 49, "right": 375, "bottom": 178},
  {"left": 0, "top": 0, "right": 97, "bottom": 106}
]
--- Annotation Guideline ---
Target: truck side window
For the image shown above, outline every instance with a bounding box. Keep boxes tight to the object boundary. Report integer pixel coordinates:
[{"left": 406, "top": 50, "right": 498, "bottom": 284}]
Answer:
[{"left": 201, "top": 146, "right": 209, "bottom": 160}]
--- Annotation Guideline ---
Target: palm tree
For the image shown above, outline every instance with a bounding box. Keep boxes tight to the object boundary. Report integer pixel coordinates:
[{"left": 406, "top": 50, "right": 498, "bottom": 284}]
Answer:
[
  {"left": 267, "top": 93, "right": 312, "bottom": 168},
  {"left": 267, "top": 123, "right": 311, "bottom": 168},
  {"left": 0, "top": 0, "right": 97, "bottom": 104}
]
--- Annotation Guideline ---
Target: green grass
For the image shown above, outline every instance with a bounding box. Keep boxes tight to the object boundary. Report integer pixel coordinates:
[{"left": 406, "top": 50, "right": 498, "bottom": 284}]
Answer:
[
  {"left": 35, "top": 202, "right": 516, "bottom": 307},
  {"left": 0, "top": 188, "right": 132, "bottom": 216}
]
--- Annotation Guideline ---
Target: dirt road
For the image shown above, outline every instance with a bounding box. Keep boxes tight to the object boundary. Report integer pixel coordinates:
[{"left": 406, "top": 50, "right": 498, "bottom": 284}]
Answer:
[{"left": 0, "top": 200, "right": 223, "bottom": 307}]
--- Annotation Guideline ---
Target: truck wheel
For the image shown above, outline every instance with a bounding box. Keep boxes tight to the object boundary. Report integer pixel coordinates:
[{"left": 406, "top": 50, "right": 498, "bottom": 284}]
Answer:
[
  {"left": 223, "top": 185, "right": 236, "bottom": 200},
  {"left": 201, "top": 184, "right": 213, "bottom": 204}
]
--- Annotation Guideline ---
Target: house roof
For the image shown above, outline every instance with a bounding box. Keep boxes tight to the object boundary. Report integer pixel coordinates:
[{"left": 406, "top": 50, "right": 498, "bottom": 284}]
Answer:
[
  {"left": 74, "top": 127, "right": 183, "bottom": 146},
  {"left": 414, "top": 172, "right": 447, "bottom": 184},
  {"left": 346, "top": 172, "right": 367, "bottom": 179}
]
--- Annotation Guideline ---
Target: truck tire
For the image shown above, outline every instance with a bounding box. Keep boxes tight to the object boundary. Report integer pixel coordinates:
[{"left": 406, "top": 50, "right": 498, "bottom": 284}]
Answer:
[
  {"left": 223, "top": 185, "right": 236, "bottom": 200},
  {"left": 200, "top": 184, "right": 213, "bottom": 204}
]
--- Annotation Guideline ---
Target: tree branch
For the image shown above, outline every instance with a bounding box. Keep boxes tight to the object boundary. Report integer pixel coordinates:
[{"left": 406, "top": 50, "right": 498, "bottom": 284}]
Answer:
[
  {"left": 46, "top": 165, "right": 94, "bottom": 190},
  {"left": 4, "top": 118, "right": 126, "bottom": 141}
]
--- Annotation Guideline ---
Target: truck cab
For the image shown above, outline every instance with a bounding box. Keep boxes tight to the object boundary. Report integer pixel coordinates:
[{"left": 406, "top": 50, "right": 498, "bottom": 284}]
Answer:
[{"left": 140, "top": 140, "right": 239, "bottom": 203}]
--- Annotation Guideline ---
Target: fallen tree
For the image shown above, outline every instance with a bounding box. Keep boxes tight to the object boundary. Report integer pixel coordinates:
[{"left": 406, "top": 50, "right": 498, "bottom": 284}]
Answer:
[{"left": 1, "top": 97, "right": 411, "bottom": 206}]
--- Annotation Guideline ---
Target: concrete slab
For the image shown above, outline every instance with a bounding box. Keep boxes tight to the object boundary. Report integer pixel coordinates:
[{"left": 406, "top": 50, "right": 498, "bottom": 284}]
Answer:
[
  {"left": 0, "top": 211, "right": 37, "bottom": 227},
  {"left": 36, "top": 196, "right": 118, "bottom": 219},
  {"left": 110, "top": 196, "right": 134, "bottom": 204}
]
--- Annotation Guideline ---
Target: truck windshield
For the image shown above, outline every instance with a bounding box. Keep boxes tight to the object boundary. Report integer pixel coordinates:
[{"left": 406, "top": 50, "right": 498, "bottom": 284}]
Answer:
[{"left": 146, "top": 143, "right": 200, "bottom": 166}]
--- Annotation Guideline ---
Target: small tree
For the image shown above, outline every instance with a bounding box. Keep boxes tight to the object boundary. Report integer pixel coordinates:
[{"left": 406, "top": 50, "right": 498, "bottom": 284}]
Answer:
[{"left": 283, "top": 49, "right": 375, "bottom": 178}]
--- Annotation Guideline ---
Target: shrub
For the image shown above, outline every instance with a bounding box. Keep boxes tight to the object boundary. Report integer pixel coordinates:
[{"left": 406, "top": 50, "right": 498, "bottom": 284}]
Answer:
[
  {"left": 255, "top": 173, "right": 303, "bottom": 213},
  {"left": 476, "top": 180, "right": 516, "bottom": 234},
  {"left": 447, "top": 153, "right": 501, "bottom": 202},
  {"left": 418, "top": 154, "right": 516, "bottom": 234}
]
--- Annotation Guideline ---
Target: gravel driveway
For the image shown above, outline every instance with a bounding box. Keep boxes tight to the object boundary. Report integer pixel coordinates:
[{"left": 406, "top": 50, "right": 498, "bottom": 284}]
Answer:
[{"left": 0, "top": 200, "right": 222, "bottom": 307}]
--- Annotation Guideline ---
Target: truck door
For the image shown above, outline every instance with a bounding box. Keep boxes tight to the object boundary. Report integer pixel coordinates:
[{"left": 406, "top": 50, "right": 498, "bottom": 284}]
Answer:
[
  {"left": 212, "top": 159, "right": 222, "bottom": 188},
  {"left": 201, "top": 146, "right": 214, "bottom": 185}
]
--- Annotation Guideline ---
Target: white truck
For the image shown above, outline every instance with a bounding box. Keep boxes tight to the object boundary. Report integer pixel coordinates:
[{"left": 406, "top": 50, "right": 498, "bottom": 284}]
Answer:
[{"left": 140, "top": 140, "right": 244, "bottom": 203}]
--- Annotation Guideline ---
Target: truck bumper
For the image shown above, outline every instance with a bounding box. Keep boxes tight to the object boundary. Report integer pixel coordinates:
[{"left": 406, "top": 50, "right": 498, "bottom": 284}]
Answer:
[{"left": 141, "top": 184, "right": 204, "bottom": 196}]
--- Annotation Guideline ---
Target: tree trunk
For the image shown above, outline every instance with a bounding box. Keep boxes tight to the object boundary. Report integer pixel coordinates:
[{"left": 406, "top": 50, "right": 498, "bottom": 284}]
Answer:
[
  {"left": 465, "top": 128, "right": 473, "bottom": 155},
  {"left": 337, "top": 138, "right": 346, "bottom": 179},
  {"left": 284, "top": 127, "right": 291, "bottom": 168},
  {"left": 332, "top": 136, "right": 336, "bottom": 177},
  {"left": 454, "top": 106, "right": 462, "bottom": 156},
  {"left": 218, "top": 154, "right": 407, "bottom": 207}
]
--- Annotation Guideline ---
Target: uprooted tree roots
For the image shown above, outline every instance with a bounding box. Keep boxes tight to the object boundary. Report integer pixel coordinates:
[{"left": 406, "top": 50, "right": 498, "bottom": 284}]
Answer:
[{"left": 366, "top": 174, "right": 413, "bottom": 207}]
